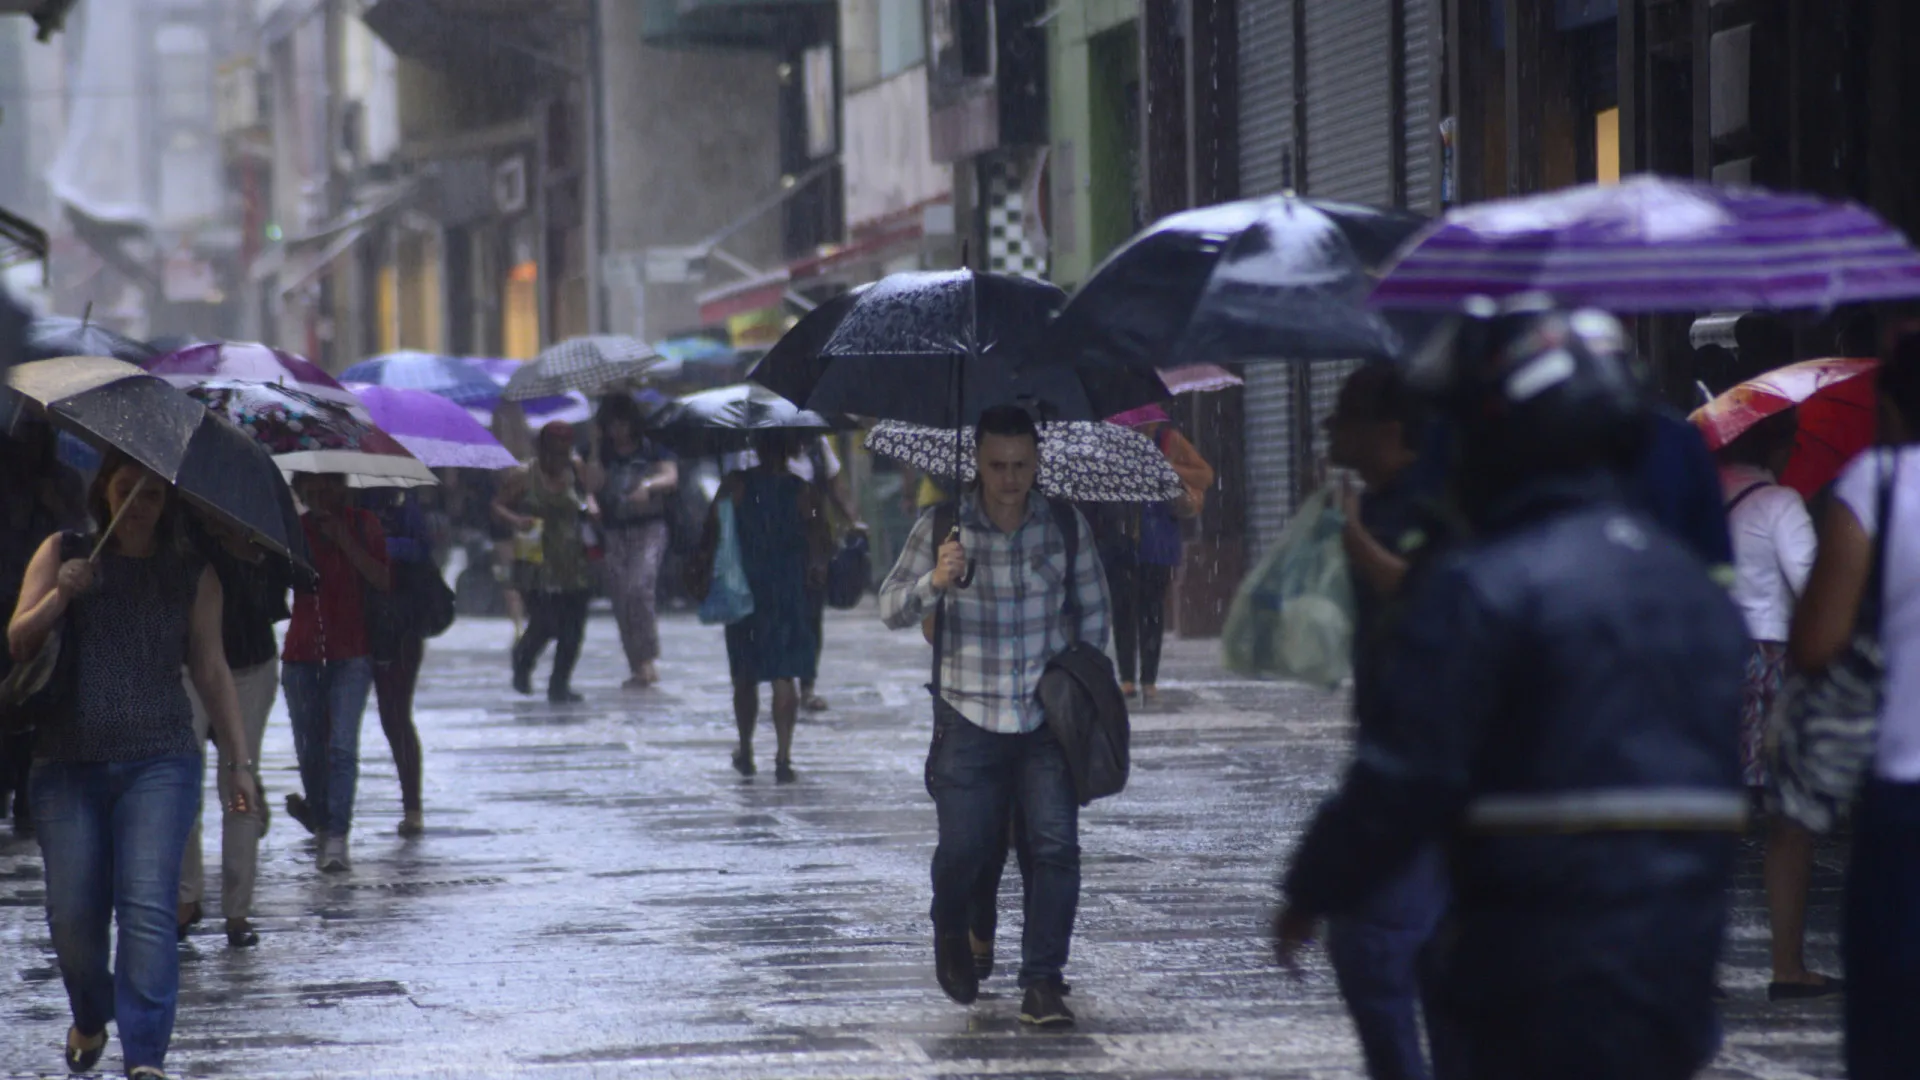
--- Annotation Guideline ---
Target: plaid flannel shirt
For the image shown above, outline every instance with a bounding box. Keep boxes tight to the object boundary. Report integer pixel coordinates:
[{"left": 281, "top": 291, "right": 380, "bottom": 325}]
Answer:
[{"left": 880, "top": 491, "right": 1111, "bottom": 734}]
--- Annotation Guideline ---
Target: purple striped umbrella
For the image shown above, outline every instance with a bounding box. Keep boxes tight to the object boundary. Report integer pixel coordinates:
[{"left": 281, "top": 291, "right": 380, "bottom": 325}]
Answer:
[
  {"left": 1370, "top": 177, "right": 1920, "bottom": 313},
  {"left": 149, "top": 341, "right": 369, "bottom": 416},
  {"left": 348, "top": 384, "right": 519, "bottom": 471}
]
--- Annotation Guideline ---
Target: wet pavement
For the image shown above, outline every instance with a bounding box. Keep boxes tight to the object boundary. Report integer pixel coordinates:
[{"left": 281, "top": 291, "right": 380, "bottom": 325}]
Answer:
[{"left": 1, "top": 606, "right": 1846, "bottom": 1078}]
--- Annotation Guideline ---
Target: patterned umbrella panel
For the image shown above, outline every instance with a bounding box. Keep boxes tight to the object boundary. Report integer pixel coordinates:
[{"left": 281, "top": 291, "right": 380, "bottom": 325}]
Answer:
[
  {"left": 186, "top": 379, "right": 436, "bottom": 487},
  {"left": 1690, "top": 357, "right": 1879, "bottom": 496},
  {"left": 504, "top": 336, "right": 661, "bottom": 400},
  {"left": 865, "top": 420, "right": 1187, "bottom": 503},
  {"left": 1372, "top": 177, "right": 1920, "bottom": 313}
]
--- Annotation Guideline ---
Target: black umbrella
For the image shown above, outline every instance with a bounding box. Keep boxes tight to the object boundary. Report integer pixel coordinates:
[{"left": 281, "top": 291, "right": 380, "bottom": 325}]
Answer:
[
  {"left": 1038, "top": 196, "right": 1429, "bottom": 386},
  {"left": 750, "top": 270, "right": 1132, "bottom": 426},
  {"left": 650, "top": 382, "right": 845, "bottom": 457},
  {"left": 6, "top": 357, "right": 312, "bottom": 573},
  {"left": 27, "top": 315, "right": 159, "bottom": 365}
]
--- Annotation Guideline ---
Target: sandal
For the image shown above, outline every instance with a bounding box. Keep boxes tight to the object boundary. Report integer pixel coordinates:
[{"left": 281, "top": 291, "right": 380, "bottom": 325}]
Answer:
[
  {"left": 731, "top": 748, "right": 756, "bottom": 777},
  {"left": 66, "top": 1025, "right": 106, "bottom": 1073},
  {"left": 1768, "top": 974, "right": 1844, "bottom": 1001}
]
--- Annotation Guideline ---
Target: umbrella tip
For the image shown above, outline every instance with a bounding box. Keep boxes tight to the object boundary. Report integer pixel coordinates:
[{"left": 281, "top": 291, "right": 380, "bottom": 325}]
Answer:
[{"left": 959, "top": 239, "right": 971, "bottom": 270}]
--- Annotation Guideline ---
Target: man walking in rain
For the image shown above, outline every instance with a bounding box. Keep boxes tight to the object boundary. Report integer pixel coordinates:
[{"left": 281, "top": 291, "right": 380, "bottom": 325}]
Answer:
[
  {"left": 880, "top": 405, "right": 1109, "bottom": 1027},
  {"left": 1274, "top": 306, "right": 1750, "bottom": 1079}
]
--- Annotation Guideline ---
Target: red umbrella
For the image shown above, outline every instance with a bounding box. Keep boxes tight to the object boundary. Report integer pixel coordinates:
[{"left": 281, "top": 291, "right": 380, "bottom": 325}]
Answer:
[{"left": 1690, "top": 357, "right": 1878, "bottom": 496}]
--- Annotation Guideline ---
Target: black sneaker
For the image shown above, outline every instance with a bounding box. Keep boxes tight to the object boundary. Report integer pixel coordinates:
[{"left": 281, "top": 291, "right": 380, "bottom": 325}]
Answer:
[
  {"left": 512, "top": 668, "right": 533, "bottom": 695},
  {"left": 1020, "top": 979, "right": 1074, "bottom": 1026},
  {"left": 284, "top": 793, "right": 317, "bottom": 836},
  {"left": 548, "top": 689, "right": 585, "bottom": 704},
  {"left": 935, "top": 933, "right": 979, "bottom": 1004}
]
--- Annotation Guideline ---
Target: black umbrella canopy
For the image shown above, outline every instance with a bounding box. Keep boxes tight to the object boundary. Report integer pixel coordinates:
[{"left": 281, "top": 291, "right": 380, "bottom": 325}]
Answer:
[
  {"left": 745, "top": 287, "right": 866, "bottom": 407},
  {"left": 652, "top": 382, "right": 844, "bottom": 457},
  {"left": 26, "top": 315, "right": 159, "bottom": 365},
  {"left": 6, "top": 357, "right": 311, "bottom": 573},
  {"left": 782, "top": 270, "right": 1133, "bottom": 426},
  {"left": 1040, "top": 196, "right": 1428, "bottom": 381}
]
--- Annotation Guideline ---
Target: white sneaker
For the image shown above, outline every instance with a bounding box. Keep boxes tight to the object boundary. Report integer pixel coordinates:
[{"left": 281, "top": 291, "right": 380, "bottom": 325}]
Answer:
[{"left": 318, "top": 835, "right": 350, "bottom": 873}]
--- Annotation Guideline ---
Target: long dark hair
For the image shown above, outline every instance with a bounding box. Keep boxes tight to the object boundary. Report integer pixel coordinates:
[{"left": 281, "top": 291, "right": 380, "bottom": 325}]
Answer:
[
  {"left": 85, "top": 449, "right": 179, "bottom": 550},
  {"left": 596, "top": 394, "right": 648, "bottom": 459},
  {"left": 1882, "top": 328, "right": 1920, "bottom": 443}
]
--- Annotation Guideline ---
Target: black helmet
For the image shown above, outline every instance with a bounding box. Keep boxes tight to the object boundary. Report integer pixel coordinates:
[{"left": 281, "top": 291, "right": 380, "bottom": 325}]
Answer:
[{"left": 1440, "top": 300, "right": 1649, "bottom": 490}]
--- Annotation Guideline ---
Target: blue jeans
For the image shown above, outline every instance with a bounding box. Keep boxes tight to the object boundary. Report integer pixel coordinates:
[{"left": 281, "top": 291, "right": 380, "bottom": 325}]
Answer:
[
  {"left": 1844, "top": 779, "right": 1920, "bottom": 1080},
  {"left": 926, "top": 700, "right": 1080, "bottom": 988},
  {"left": 31, "top": 753, "right": 202, "bottom": 1071},
  {"left": 1327, "top": 845, "right": 1454, "bottom": 1080},
  {"left": 283, "top": 658, "right": 374, "bottom": 837}
]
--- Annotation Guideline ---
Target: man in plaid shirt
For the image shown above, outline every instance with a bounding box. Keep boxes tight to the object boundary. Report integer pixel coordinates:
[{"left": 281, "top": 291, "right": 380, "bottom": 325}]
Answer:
[{"left": 880, "top": 405, "right": 1110, "bottom": 1027}]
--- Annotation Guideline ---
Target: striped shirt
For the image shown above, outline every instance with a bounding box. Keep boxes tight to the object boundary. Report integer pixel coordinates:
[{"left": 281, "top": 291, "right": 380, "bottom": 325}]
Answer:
[{"left": 880, "top": 492, "right": 1111, "bottom": 734}]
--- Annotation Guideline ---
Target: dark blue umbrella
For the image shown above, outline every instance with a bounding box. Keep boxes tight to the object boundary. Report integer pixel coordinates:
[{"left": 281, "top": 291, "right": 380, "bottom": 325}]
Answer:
[
  {"left": 27, "top": 315, "right": 158, "bottom": 365},
  {"left": 340, "top": 351, "right": 504, "bottom": 406}
]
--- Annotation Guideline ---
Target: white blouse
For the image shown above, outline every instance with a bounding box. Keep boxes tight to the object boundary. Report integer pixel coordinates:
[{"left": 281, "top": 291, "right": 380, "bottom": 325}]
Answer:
[
  {"left": 1721, "top": 463, "right": 1816, "bottom": 644},
  {"left": 1835, "top": 447, "right": 1920, "bottom": 783}
]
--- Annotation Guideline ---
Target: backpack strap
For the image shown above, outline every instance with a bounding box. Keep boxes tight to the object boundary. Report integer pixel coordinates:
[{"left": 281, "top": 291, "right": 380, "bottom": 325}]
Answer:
[
  {"left": 1047, "top": 496, "right": 1083, "bottom": 645},
  {"left": 1724, "top": 481, "right": 1769, "bottom": 516},
  {"left": 929, "top": 500, "right": 960, "bottom": 699}
]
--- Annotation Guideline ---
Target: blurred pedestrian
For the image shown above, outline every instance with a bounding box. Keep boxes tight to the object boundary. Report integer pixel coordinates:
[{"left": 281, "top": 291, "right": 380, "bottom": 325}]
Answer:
[
  {"left": 281, "top": 473, "right": 389, "bottom": 873},
  {"left": 880, "top": 405, "right": 1110, "bottom": 1027},
  {"left": 1716, "top": 410, "right": 1836, "bottom": 1000},
  {"left": 1097, "top": 405, "right": 1213, "bottom": 704},
  {"left": 696, "top": 431, "right": 830, "bottom": 782},
  {"left": 1275, "top": 307, "right": 1750, "bottom": 1080},
  {"left": 594, "top": 395, "right": 677, "bottom": 690},
  {"left": 1315, "top": 364, "right": 1452, "bottom": 1080},
  {"left": 177, "top": 516, "right": 290, "bottom": 948},
  {"left": 0, "top": 416, "right": 84, "bottom": 835},
  {"left": 9, "top": 452, "right": 261, "bottom": 1078},
  {"left": 1789, "top": 329, "right": 1920, "bottom": 1079},
  {"left": 363, "top": 487, "right": 433, "bottom": 837},
  {"left": 495, "top": 421, "right": 600, "bottom": 704}
]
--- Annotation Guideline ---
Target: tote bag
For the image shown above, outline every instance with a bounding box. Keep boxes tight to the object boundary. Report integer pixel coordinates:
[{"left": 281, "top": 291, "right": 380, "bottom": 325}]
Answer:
[{"left": 697, "top": 497, "right": 755, "bottom": 626}]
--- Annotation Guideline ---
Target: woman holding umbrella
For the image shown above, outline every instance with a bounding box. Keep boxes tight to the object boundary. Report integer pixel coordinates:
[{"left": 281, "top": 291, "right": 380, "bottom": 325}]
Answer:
[
  {"left": 694, "top": 430, "right": 832, "bottom": 782},
  {"left": 8, "top": 451, "right": 261, "bottom": 1078},
  {"left": 593, "top": 394, "right": 677, "bottom": 690},
  {"left": 494, "top": 421, "right": 601, "bottom": 704}
]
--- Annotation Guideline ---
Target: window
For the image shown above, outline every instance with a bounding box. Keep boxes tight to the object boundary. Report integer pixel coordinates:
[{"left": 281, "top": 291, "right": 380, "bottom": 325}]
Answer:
[{"left": 879, "top": 0, "right": 925, "bottom": 78}]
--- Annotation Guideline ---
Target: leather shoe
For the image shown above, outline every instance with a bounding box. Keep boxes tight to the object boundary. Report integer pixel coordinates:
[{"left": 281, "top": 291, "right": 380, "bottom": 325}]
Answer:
[{"left": 935, "top": 933, "right": 979, "bottom": 1004}]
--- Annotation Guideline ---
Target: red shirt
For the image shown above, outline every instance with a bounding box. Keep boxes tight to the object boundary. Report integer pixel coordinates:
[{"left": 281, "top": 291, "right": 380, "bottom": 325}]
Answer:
[{"left": 282, "top": 508, "right": 388, "bottom": 663}]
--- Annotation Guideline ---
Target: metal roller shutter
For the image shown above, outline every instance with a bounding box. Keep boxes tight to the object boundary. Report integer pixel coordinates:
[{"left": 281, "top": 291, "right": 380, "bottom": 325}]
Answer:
[
  {"left": 1403, "top": 0, "right": 1439, "bottom": 212},
  {"left": 1242, "top": 364, "right": 1294, "bottom": 557},
  {"left": 1304, "top": 0, "right": 1392, "bottom": 205},
  {"left": 1238, "top": 0, "right": 1294, "bottom": 197}
]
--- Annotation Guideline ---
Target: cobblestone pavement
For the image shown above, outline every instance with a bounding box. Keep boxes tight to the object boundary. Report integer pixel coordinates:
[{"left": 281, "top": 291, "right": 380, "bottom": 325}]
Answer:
[{"left": 1, "top": 606, "right": 1846, "bottom": 1078}]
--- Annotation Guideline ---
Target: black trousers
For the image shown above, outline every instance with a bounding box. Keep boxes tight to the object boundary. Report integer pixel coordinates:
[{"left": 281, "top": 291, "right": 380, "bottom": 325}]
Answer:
[
  {"left": 513, "top": 589, "right": 590, "bottom": 694},
  {"left": 1107, "top": 560, "right": 1172, "bottom": 686},
  {"left": 0, "top": 729, "right": 31, "bottom": 824}
]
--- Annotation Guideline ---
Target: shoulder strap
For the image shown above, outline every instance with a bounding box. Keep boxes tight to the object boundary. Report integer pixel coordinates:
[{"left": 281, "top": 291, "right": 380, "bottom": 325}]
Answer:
[
  {"left": 1724, "top": 481, "right": 1769, "bottom": 515},
  {"left": 1048, "top": 497, "right": 1082, "bottom": 643},
  {"left": 1863, "top": 451, "right": 1901, "bottom": 632}
]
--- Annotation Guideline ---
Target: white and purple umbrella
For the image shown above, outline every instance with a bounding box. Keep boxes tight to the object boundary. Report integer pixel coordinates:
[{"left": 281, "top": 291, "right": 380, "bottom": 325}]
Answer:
[
  {"left": 1371, "top": 176, "right": 1920, "bottom": 313},
  {"left": 339, "top": 351, "right": 502, "bottom": 406},
  {"left": 149, "top": 341, "right": 370, "bottom": 417},
  {"left": 348, "top": 384, "right": 519, "bottom": 471}
]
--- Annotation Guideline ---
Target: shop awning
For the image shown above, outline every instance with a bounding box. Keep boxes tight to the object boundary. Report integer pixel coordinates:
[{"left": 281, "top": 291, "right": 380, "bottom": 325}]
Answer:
[{"left": 361, "top": 0, "right": 586, "bottom": 65}]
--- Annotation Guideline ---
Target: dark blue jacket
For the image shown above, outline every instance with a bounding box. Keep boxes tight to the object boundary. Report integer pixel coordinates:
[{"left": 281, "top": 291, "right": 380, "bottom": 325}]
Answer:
[{"left": 1284, "top": 472, "right": 1748, "bottom": 1042}]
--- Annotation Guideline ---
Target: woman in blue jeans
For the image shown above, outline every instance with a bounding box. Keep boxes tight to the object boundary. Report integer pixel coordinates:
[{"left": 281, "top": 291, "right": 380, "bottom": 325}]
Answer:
[
  {"left": 7, "top": 453, "right": 259, "bottom": 1080},
  {"left": 281, "top": 473, "right": 388, "bottom": 874}
]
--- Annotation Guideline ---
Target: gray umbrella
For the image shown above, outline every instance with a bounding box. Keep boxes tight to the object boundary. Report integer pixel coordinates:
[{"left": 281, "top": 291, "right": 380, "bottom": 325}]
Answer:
[{"left": 503, "top": 336, "right": 662, "bottom": 401}]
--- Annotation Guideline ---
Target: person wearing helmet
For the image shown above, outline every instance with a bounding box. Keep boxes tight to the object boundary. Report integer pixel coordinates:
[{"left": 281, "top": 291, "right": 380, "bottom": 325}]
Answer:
[{"left": 1273, "top": 304, "right": 1750, "bottom": 1079}]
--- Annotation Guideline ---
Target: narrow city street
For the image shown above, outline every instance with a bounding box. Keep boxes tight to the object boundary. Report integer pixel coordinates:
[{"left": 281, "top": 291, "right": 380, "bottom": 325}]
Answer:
[{"left": 1, "top": 607, "right": 1848, "bottom": 1079}]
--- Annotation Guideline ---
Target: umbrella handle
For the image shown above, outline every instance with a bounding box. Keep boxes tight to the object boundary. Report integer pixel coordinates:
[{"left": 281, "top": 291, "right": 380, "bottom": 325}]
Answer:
[
  {"left": 89, "top": 473, "right": 151, "bottom": 562},
  {"left": 957, "top": 559, "right": 975, "bottom": 589}
]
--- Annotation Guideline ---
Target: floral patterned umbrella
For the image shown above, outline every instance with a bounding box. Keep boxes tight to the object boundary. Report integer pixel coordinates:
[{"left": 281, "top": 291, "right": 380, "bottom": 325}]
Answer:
[
  {"left": 185, "top": 379, "right": 437, "bottom": 488},
  {"left": 865, "top": 419, "right": 1186, "bottom": 503}
]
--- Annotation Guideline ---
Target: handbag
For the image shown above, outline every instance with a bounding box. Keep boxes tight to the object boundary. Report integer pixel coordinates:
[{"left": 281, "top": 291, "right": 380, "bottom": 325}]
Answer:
[
  {"left": 0, "top": 531, "right": 85, "bottom": 736},
  {"left": 697, "top": 496, "right": 755, "bottom": 626},
  {"left": 1034, "top": 498, "right": 1131, "bottom": 805},
  {"left": 825, "top": 530, "right": 870, "bottom": 610},
  {"left": 1769, "top": 453, "right": 1900, "bottom": 833}
]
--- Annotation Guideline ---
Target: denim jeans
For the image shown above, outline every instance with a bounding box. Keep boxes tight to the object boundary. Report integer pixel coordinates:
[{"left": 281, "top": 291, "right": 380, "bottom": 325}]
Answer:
[
  {"left": 31, "top": 753, "right": 202, "bottom": 1072},
  {"left": 1327, "top": 845, "right": 1454, "bottom": 1080},
  {"left": 282, "top": 657, "right": 374, "bottom": 837},
  {"left": 926, "top": 700, "right": 1080, "bottom": 988}
]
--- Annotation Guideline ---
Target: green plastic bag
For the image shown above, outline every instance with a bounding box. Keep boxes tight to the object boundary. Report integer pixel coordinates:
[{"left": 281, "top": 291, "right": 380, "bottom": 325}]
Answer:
[{"left": 1221, "top": 490, "right": 1356, "bottom": 689}]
